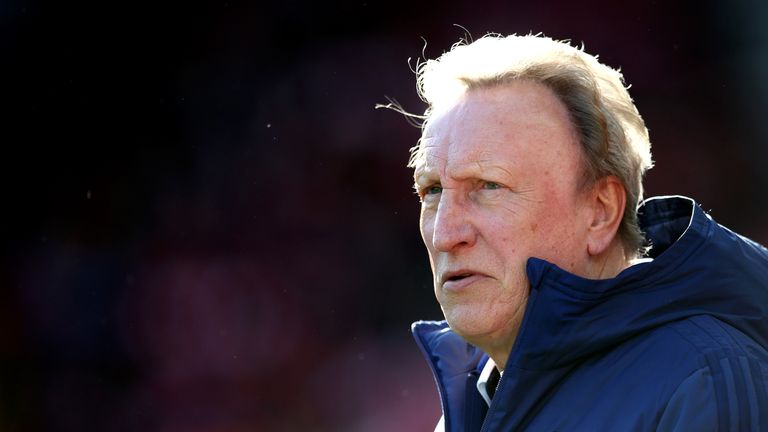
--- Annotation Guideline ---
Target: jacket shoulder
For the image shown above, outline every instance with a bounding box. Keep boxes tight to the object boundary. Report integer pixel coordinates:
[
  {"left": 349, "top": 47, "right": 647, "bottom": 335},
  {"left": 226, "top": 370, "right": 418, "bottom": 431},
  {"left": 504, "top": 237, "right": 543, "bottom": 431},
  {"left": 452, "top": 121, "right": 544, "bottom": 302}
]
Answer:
[
  {"left": 657, "top": 316, "right": 768, "bottom": 431},
  {"left": 532, "top": 316, "right": 768, "bottom": 431},
  {"left": 666, "top": 315, "right": 768, "bottom": 359}
]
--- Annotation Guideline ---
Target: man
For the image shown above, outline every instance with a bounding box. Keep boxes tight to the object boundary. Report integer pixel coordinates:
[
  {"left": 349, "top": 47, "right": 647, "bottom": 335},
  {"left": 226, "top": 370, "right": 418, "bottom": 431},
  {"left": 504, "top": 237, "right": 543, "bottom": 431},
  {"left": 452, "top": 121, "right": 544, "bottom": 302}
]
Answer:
[{"left": 406, "top": 34, "right": 768, "bottom": 431}]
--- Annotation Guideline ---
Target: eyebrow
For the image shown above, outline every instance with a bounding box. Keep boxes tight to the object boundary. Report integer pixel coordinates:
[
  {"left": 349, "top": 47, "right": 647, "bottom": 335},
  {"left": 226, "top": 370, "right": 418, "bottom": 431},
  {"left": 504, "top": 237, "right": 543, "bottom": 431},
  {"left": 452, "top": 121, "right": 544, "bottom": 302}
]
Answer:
[
  {"left": 414, "top": 158, "right": 515, "bottom": 185},
  {"left": 413, "top": 167, "right": 437, "bottom": 186}
]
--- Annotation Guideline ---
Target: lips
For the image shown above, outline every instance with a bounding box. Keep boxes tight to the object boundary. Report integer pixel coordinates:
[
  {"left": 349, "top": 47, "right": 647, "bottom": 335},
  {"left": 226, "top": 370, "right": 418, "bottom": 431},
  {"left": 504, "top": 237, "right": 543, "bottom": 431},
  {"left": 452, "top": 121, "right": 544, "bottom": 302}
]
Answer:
[
  {"left": 441, "top": 270, "right": 488, "bottom": 291},
  {"left": 446, "top": 272, "right": 473, "bottom": 282}
]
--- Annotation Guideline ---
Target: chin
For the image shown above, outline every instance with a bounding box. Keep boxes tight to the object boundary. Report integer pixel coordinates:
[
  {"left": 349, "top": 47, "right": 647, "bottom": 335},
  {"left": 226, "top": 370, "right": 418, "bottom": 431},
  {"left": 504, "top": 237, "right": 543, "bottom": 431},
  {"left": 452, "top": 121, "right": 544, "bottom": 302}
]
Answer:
[
  {"left": 444, "top": 306, "right": 519, "bottom": 351},
  {"left": 445, "top": 314, "right": 498, "bottom": 344}
]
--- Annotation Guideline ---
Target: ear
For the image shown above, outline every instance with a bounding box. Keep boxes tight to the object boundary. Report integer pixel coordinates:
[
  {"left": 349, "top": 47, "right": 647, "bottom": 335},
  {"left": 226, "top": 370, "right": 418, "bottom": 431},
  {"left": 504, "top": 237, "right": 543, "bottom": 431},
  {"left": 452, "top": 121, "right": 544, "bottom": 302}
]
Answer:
[{"left": 586, "top": 176, "right": 626, "bottom": 257}]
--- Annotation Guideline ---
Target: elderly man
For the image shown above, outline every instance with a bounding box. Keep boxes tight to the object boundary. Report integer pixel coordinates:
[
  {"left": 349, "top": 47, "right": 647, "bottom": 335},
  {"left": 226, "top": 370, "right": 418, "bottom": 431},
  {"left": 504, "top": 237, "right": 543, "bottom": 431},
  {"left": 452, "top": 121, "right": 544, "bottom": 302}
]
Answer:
[{"left": 406, "top": 34, "right": 768, "bottom": 431}]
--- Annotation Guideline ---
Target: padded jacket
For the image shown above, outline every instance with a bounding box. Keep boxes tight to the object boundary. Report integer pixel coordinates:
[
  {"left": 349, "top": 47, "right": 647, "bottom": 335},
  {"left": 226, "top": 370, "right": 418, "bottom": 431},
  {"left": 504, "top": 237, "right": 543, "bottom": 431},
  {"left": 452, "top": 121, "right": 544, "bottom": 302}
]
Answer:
[{"left": 413, "top": 196, "right": 768, "bottom": 431}]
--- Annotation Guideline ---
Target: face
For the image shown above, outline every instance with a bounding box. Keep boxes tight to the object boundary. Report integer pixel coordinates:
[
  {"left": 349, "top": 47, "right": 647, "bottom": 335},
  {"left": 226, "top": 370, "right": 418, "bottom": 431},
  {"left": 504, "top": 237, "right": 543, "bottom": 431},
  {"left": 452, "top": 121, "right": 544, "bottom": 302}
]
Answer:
[{"left": 414, "top": 81, "right": 593, "bottom": 354}]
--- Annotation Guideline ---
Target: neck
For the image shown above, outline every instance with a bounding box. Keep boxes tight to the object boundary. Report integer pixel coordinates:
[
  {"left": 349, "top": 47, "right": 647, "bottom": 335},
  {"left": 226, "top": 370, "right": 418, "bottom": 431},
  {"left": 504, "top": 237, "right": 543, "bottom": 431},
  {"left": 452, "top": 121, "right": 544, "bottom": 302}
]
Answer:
[{"left": 588, "top": 240, "right": 631, "bottom": 280}]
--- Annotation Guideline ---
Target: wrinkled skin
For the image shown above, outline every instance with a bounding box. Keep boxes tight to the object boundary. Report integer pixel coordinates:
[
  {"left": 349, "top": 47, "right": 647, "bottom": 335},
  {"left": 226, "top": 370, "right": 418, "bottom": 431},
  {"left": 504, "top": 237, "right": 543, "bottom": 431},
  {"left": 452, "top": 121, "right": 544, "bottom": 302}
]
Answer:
[{"left": 414, "top": 81, "right": 597, "bottom": 366}]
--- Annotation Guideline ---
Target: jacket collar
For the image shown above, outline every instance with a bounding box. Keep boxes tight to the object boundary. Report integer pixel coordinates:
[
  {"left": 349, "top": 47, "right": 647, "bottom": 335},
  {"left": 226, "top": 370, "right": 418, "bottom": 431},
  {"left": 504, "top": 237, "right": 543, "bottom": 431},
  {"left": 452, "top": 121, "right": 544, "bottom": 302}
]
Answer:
[{"left": 508, "top": 195, "right": 710, "bottom": 370}]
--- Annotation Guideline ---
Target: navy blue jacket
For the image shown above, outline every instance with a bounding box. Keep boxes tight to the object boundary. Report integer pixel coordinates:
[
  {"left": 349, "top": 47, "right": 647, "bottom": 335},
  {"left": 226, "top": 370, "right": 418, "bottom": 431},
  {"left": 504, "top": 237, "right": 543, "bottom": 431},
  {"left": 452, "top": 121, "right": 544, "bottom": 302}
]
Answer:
[{"left": 413, "top": 196, "right": 768, "bottom": 431}]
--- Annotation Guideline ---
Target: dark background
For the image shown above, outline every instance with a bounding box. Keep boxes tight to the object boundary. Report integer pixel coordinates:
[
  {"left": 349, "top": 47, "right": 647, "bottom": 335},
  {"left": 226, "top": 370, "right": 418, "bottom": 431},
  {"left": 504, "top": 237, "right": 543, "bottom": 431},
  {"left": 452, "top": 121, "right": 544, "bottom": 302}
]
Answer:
[{"left": 2, "top": 1, "right": 768, "bottom": 430}]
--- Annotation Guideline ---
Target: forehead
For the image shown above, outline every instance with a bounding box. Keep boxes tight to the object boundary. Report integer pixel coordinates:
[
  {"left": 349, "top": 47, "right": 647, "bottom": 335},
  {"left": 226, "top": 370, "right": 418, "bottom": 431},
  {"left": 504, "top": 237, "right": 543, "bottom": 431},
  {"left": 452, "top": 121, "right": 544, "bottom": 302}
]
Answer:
[{"left": 415, "top": 81, "right": 580, "bottom": 178}]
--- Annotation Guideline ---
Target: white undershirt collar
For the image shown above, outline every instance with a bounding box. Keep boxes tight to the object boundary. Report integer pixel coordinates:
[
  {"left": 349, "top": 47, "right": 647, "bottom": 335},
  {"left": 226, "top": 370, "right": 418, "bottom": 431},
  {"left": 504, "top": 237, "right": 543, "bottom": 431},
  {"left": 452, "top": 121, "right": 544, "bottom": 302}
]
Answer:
[{"left": 476, "top": 357, "right": 501, "bottom": 406}]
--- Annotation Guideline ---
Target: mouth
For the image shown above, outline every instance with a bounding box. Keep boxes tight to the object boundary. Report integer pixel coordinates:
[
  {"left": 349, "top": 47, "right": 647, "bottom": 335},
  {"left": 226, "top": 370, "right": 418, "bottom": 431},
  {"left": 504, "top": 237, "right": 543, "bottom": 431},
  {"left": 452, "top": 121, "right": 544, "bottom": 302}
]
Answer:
[
  {"left": 441, "top": 270, "right": 486, "bottom": 291},
  {"left": 446, "top": 272, "right": 474, "bottom": 282}
]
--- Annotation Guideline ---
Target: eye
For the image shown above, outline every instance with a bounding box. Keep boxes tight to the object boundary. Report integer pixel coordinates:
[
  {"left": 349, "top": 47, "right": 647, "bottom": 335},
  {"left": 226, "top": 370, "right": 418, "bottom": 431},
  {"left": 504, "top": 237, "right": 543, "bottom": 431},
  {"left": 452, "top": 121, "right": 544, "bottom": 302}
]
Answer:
[
  {"left": 482, "top": 181, "right": 502, "bottom": 190},
  {"left": 425, "top": 185, "right": 443, "bottom": 195},
  {"left": 415, "top": 184, "right": 442, "bottom": 202}
]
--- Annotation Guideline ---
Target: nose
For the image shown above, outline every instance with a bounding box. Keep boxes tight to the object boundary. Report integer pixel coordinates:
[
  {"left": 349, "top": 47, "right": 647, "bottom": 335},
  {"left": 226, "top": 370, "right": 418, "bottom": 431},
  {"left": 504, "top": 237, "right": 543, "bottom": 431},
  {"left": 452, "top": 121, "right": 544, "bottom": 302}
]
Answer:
[{"left": 430, "top": 190, "right": 477, "bottom": 252}]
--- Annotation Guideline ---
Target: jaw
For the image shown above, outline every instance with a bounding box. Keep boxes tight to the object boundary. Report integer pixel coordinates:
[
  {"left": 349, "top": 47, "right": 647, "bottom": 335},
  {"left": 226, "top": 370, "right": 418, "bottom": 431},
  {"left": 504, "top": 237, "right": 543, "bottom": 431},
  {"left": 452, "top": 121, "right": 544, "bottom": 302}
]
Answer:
[{"left": 439, "top": 293, "right": 527, "bottom": 367}]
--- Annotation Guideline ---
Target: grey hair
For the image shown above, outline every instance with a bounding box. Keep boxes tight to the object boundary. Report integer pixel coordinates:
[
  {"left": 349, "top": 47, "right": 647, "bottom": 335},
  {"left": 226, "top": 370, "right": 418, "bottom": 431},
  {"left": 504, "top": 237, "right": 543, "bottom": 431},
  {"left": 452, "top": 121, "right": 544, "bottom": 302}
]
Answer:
[{"left": 408, "top": 34, "right": 654, "bottom": 256}]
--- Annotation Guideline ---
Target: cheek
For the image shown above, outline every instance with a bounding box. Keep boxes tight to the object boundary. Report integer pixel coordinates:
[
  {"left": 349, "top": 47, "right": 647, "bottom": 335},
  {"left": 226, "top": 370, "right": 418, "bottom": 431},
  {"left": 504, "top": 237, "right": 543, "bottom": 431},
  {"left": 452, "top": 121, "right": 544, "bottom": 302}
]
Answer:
[
  {"left": 419, "top": 214, "right": 438, "bottom": 268},
  {"left": 533, "top": 206, "right": 586, "bottom": 267},
  {"left": 419, "top": 211, "right": 432, "bottom": 244}
]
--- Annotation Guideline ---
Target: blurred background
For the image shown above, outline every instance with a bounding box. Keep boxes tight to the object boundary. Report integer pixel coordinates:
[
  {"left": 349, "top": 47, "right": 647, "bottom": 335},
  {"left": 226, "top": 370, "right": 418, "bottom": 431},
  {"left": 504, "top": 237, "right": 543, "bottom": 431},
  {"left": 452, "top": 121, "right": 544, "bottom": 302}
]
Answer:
[{"left": 2, "top": 0, "right": 768, "bottom": 430}]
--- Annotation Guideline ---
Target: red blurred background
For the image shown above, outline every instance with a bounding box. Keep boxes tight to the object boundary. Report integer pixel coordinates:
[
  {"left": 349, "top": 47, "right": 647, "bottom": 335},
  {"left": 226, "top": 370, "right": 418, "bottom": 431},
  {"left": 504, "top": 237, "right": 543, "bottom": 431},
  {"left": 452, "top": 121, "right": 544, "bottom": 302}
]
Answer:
[{"left": 2, "top": 0, "right": 768, "bottom": 430}]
